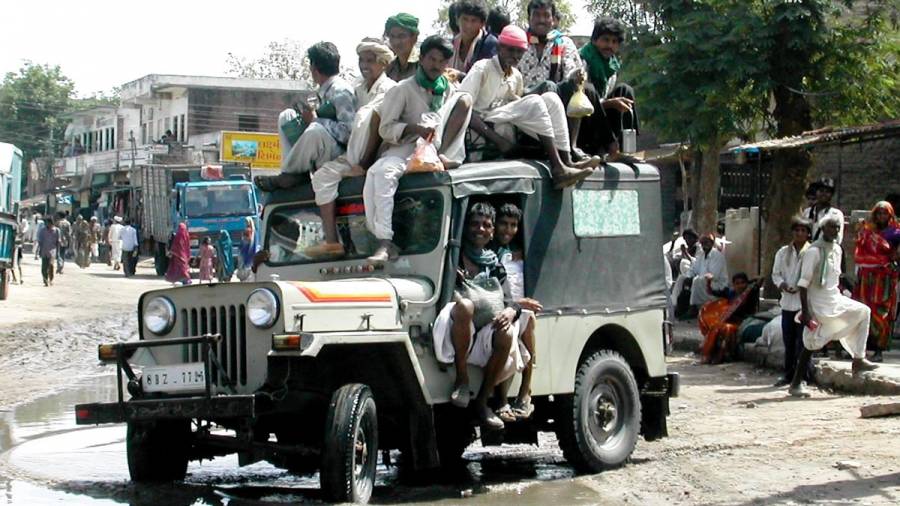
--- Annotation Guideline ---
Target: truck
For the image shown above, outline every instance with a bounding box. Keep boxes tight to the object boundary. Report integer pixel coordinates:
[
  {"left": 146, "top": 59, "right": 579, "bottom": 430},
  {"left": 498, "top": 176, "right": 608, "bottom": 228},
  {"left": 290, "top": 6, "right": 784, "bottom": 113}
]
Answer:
[
  {"left": 0, "top": 142, "right": 23, "bottom": 300},
  {"left": 139, "top": 163, "right": 259, "bottom": 275},
  {"left": 77, "top": 161, "right": 678, "bottom": 504}
]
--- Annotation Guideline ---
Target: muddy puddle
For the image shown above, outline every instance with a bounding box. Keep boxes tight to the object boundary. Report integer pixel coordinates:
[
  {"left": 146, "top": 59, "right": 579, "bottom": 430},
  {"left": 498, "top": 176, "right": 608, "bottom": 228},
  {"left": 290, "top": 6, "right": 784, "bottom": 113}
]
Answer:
[{"left": 0, "top": 376, "right": 616, "bottom": 505}]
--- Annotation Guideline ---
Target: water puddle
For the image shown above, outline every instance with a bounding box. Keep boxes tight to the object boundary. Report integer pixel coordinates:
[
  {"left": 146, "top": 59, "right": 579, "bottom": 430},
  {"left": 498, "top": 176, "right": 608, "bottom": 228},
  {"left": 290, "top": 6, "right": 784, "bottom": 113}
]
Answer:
[{"left": 0, "top": 376, "right": 610, "bottom": 505}]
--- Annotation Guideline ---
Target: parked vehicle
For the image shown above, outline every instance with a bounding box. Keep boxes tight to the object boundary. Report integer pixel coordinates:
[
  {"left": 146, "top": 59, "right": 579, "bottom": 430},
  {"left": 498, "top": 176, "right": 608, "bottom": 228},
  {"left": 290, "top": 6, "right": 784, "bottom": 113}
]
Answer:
[
  {"left": 76, "top": 161, "right": 678, "bottom": 504},
  {"left": 0, "top": 142, "right": 23, "bottom": 300},
  {"left": 139, "top": 163, "right": 259, "bottom": 274}
]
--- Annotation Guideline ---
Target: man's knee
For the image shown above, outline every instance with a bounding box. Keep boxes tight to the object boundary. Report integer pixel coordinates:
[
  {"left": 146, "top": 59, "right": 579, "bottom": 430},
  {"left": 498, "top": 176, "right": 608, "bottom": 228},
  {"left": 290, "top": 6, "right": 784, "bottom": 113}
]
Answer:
[
  {"left": 611, "top": 83, "right": 635, "bottom": 100},
  {"left": 453, "top": 299, "right": 475, "bottom": 321},
  {"left": 454, "top": 93, "right": 473, "bottom": 114},
  {"left": 492, "top": 328, "right": 513, "bottom": 354}
]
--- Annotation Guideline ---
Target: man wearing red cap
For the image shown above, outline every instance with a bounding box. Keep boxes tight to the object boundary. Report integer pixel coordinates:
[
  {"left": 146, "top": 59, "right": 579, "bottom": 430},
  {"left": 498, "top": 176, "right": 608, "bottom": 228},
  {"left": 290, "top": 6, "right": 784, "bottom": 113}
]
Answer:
[{"left": 459, "top": 25, "right": 593, "bottom": 189}]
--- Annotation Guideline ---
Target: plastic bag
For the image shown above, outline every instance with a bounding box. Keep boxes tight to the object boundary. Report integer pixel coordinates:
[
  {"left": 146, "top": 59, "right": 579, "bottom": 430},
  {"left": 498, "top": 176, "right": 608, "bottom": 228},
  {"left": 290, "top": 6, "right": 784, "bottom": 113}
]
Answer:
[
  {"left": 566, "top": 85, "right": 595, "bottom": 118},
  {"left": 407, "top": 112, "right": 444, "bottom": 173}
]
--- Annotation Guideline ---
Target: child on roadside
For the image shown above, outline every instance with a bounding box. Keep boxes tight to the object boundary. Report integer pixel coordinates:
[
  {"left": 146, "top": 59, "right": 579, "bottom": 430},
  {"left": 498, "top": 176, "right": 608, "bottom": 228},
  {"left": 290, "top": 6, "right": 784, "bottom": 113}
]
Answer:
[{"left": 198, "top": 236, "right": 216, "bottom": 283}]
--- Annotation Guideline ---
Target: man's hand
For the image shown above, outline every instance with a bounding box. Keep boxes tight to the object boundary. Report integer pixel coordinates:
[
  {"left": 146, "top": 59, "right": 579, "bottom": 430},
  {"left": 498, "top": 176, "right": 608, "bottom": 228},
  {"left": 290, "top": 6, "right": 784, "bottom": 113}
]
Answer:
[
  {"left": 251, "top": 250, "right": 270, "bottom": 273},
  {"left": 572, "top": 69, "right": 586, "bottom": 87},
  {"left": 798, "top": 311, "right": 810, "bottom": 326},
  {"left": 704, "top": 273, "right": 714, "bottom": 281},
  {"left": 493, "top": 307, "right": 517, "bottom": 333},
  {"left": 410, "top": 124, "right": 436, "bottom": 140},
  {"left": 517, "top": 298, "right": 543, "bottom": 312},
  {"left": 779, "top": 282, "right": 797, "bottom": 294},
  {"left": 603, "top": 97, "right": 634, "bottom": 113}
]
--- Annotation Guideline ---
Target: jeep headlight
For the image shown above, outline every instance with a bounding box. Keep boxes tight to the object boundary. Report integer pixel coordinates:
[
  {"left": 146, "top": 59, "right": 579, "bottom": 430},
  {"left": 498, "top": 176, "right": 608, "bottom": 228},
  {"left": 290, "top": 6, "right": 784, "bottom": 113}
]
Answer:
[
  {"left": 247, "top": 288, "right": 279, "bottom": 328},
  {"left": 144, "top": 297, "right": 175, "bottom": 335}
]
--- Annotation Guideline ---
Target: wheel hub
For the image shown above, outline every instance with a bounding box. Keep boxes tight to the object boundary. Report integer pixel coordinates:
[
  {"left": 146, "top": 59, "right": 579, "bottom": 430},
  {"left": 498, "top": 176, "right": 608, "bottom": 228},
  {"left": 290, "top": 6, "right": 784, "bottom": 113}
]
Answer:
[
  {"left": 352, "top": 426, "right": 368, "bottom": 482},
  {"left": 587, "top": 382, "right": 622, "bottom": 446},
  {"left": 594, "top": 398, "right": 618, "bottom": 432}
]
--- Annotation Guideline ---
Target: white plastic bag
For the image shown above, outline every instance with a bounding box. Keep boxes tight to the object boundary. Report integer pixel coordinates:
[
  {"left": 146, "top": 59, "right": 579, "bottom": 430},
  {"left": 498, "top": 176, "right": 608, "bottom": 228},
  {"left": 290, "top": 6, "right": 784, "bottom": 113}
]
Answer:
[{"left": 566, "top": 85, "right": 595, "bottom": 118}]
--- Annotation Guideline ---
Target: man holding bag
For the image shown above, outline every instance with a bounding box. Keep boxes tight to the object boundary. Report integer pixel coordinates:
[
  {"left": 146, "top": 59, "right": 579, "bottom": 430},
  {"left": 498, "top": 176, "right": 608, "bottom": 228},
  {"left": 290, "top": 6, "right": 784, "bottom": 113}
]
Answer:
[
  {"left": 363, "top": 35, "right": 473, "bottom": 265},
  {"left": 267, "top": 42, "right": 357, "bottom": 190},
  {"left": 459, "top": 26, "right": 592, "bottom": 188}
]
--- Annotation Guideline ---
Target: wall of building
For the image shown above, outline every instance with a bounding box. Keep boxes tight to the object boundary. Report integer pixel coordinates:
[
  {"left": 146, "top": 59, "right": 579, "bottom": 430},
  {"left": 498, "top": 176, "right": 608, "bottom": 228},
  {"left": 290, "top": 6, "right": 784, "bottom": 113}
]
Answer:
[
  {"left": 187, "top": 88, "right": 299, "bottom": 138},
  {"left": 809, "top": 135, "right": 899, "bottom": 214}
]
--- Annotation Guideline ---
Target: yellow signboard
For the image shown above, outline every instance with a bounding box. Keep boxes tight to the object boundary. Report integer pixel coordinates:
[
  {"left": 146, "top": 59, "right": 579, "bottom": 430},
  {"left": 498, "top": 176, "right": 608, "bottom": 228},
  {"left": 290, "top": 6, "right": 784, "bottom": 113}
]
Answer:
[{"left": 220, "top": 131, "right": 281, "bottom": 169}]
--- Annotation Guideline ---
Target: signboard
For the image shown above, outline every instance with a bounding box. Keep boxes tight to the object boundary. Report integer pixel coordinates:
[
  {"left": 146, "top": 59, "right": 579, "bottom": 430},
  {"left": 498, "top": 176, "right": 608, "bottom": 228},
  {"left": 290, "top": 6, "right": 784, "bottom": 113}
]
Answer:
[{"left": 220, "top": 131, "right": 281, "bottom": 169}]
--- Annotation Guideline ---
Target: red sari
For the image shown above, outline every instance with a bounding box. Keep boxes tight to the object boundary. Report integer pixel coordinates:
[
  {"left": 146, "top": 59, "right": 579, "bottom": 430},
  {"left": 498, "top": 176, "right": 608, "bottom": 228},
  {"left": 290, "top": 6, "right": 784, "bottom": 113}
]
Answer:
[
  {"left": 853, "top": 202, "right": 900, "bottom": 351},
  {"left": 699, "top": 282, "right": 760, "bottom": 364},
  {"left": 165, "top": 223, "right": 192, "bottom": 284}
]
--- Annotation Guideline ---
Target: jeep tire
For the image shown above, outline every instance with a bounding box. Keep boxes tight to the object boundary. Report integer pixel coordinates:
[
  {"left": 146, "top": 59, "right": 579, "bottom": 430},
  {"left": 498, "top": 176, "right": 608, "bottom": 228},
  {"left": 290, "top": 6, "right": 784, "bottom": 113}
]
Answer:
[
  {"left": 320, "top": 383, "right": 378, "bottom": 504},
  {"left": 0, "top": 269, "right": 8, "bottom": 300},
  {"left": 556, "top": 350, "right": 641, "bottom": 473},
  {"left": 126, "top": 419, "right": 191, "bottom": 482}
]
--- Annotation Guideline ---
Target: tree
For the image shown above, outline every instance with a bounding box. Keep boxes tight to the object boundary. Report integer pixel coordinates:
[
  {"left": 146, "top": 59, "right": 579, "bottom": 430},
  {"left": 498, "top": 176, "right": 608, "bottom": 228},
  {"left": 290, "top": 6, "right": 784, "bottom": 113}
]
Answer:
[
  {"left": 435, "top": 0, "right": 576, "bottom": 32},
  {"left": 225, "top": 39, "right": 313, "bottom": 85},
  {"left": 0, "top": 62, "right": 75, "bottom": 163}
]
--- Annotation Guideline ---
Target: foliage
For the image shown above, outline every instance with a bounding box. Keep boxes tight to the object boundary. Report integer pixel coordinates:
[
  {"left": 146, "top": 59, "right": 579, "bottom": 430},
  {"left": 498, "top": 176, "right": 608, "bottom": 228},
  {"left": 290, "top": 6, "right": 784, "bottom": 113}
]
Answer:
[
  {"left": 584, "top": 0, "right": 662, "bottom": 36},
  {"left": 0, "top": 62, "right": 75, "bottom": 162},
  {"left": 435, "top": 0, "right": 576, "bottom": 32},
  {"left": 225, "top": 39, "right": 313, "bottom": 86},
  {"left": 73, "top": 88, "right": 121, "bottom": 111}
]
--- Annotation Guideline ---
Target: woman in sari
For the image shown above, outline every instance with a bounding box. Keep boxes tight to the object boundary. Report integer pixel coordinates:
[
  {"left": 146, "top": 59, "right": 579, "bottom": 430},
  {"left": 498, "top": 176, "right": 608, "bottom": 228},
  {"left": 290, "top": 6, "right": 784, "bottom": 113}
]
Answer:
[
  {"left": 853, "top": 201, "right": 900, "bottom": 361},
  {"left": 699, "top": 272, "right": 759, "bottom": 364},
  {"left": 237, "top": 217, "right": 259, "bottom": 282},
  {"left": 216, "top": 230, "right": 236, "bottom": 282},
  {"left": 165, "top": 222, "right": 192, "bottom": 284}
]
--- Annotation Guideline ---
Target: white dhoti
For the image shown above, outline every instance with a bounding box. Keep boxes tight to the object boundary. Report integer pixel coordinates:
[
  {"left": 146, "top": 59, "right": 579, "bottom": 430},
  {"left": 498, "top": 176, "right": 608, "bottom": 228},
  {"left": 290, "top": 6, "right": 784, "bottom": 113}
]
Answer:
[
  {"left": 432, "top": 303, "right": 533, "bottom": 384},
  {"left": 110, "top": 240, "right": 122, "bottom": 264},
  {"left": 364, "top": 93, "right": 470, "bottom": 241},
  {"left": 483, "top": 92, "right": 571, "bottom": 151},
  {"left": 802, "top": 290, "right": 870, "bottom": 359},
  {"left": 310, "top": 105, "right": 377, "bottom": 206},
  {"left": 278, "top": 112, "right": 344, "bottom": 174}
]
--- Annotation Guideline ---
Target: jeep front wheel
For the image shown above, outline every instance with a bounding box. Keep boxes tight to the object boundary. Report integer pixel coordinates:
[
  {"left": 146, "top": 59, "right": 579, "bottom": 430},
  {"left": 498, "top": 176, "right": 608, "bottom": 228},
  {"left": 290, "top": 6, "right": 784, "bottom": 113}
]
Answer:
[
  {"left": 556, "top": 350, "right": 641, "bottom": 473},
  {"left": 320, "top": 383, "right": 378, "bottom": 504},
  {"left": 126, "top": 419, "right": 191, "bottom": 482}
]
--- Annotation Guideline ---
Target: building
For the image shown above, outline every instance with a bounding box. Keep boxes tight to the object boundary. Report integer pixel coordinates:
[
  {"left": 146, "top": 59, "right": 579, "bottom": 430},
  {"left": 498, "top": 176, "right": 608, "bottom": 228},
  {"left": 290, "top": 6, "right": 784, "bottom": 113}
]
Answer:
[{"left": 29, "top": 74, "right": 309, "bottom": 218}]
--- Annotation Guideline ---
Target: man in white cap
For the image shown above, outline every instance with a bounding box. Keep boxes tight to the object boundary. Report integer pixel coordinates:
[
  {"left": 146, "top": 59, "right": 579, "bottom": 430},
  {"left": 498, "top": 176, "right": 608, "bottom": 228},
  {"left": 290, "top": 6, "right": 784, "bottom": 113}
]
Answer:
[
  {"left": 787, "top": 217, "right": 877, "bottom": 397},
  {"left": 108, "top": 216, "right": 124, "bottom": 271},
  {"left": 304, "top": 38, "right": 398, "bottom": 259},
  {"left": 458, "top": 25, "right": 593, "bottom": 187}
]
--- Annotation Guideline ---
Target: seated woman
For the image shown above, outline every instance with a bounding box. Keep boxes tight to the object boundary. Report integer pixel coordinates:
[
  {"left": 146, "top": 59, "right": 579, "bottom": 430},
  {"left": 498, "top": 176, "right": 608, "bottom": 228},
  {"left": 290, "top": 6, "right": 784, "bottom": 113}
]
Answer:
[
  {"left": 699, "top": 272, "right": 759, "bottom": 364},
  {"left": 432, "top": 202, "right": 530, "bottom": 430}
]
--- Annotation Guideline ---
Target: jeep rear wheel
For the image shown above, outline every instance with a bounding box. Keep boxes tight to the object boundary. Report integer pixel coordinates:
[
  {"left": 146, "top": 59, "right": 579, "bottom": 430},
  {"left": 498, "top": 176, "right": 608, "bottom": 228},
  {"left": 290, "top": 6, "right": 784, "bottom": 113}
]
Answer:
[
  {"left": 126, "top": 420, "right": 191, "bottom": 482},
  {"left": 320, "top": 383, "right": 378, "bottom": 504},
  {"left": 556, "top": 350, "right": 641, "bottom": 473}
]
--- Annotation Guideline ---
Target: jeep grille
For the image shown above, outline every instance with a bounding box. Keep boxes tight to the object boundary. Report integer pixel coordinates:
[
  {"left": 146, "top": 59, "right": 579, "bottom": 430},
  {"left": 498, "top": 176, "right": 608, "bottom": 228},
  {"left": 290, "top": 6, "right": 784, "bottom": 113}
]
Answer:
[{"left": 180, "top": 305, "right": 248, "bottom": 387}]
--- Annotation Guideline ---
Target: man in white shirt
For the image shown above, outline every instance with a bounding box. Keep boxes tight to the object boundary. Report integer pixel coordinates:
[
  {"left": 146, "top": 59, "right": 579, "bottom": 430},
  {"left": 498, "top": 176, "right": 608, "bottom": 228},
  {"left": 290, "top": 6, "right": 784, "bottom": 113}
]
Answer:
[
  {"left": 772, "top": 217, "right": 812, "bottom": 387},
  {"left": 305, "top": 38, "right": 398, "bottom": 259},
  {"left": 788, "top": 217, "right": 877, "bottom": 397},
  {"left": 801, "top": 177, "right": 844, "bottom": 243},
  {"left": 687, "top": 234, "right": 729, "bottom": 309},
  {"left": 120, "top": 219, "right": 139, "bottom": 277},
  {"left": 458, "top": 25, "right": 592, "bottom": 188},
  {"left": 107, "top": 216, "right": 124, "bottom": 271},
  {"left": 363, "top": 35, "right": 473, "bottom": 265}
]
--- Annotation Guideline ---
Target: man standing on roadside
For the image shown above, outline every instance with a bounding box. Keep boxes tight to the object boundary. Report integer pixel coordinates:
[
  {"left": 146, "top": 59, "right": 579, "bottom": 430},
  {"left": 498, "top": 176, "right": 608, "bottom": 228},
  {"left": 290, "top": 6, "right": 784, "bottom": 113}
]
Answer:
[
  {"left": 74, "top": 214, "right": 92, "bottom": 268},
  {"left": 108, "top": 216, "right": 124, "bottom": 271},
  {"left": 55, "top": 211, "right": 71, "bottom": 274},
  {"left": 120, "top": 218, "right": 139, "bottom": 277},
  {"left": 37, "top": 216, "right": 60, "bottom": 287},
  {"left": 788, "top": 217, "right": 878, "bottom": 397},
  {"left": 772, "top": 217, "right": 813, "bottom": 387}
]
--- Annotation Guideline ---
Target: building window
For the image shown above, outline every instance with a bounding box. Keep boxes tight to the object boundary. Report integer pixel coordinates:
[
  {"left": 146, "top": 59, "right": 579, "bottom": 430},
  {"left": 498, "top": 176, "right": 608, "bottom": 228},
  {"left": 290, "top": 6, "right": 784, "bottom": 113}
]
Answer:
[
  {"left": 172, "top": 116, "right": 178, "bottom": 142},
  {"left": 148, "top": 122, "right": 154, "bottom": 144},
  {"left": 180, "top": 114, "right": 186, "bottom": 141},
  {"left": 238, "top": 114, "right": 259, "bottom": 132},
  {"left": 141, "top": 124, "right": 147, "bottom": 145},
  {"left": 157, "top": 119, "right": 163, "bottom": 141}
]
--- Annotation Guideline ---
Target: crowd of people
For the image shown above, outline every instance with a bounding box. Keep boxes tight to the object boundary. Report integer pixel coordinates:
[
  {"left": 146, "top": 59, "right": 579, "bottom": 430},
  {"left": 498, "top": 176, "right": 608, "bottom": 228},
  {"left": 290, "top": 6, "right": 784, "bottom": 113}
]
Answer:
[
  {"left": 666, "top": 177, "right": 899, "bottom": 397},
  {"left": 258, "top": 0, "right": 639, "bottom": 265},
  {"left": 162, "top": 217, "right": 259, "bottom": 286}
]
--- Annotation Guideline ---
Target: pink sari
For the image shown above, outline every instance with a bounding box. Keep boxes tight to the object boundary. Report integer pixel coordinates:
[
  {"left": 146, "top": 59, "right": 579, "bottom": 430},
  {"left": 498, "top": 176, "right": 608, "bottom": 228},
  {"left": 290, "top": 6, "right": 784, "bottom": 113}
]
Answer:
[{"left": 165, "top": 223, "right": 192, "bottom": 283}]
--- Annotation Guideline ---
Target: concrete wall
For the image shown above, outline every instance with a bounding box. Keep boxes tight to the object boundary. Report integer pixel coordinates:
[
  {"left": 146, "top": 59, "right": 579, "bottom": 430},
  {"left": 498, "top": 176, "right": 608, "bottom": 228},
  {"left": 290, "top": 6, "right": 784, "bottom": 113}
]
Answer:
[
  {"left": 187, "top": 88, "right": 301, "bottom": 138},
  {"left": 809, "top": 135, "right": 900, "bottom": 214},
  {"left": 724, "top": 207, "right": 763, "bottom": 279}
]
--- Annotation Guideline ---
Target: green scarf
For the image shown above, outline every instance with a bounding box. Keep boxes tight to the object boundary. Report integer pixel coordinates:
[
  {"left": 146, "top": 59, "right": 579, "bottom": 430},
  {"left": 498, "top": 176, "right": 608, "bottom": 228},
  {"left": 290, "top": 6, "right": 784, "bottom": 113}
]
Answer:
[
  {"left": 415, "top": 66, "right": 448, "bottom": 112},
  {"left": 463, "top": 244, "right": 499, "bottom": 271},
  {"left": 579, "top": 44, "right": 620, "bottom": 91},
  {"left": 810, "top": 239, "right": 836, "bottom": 286}
]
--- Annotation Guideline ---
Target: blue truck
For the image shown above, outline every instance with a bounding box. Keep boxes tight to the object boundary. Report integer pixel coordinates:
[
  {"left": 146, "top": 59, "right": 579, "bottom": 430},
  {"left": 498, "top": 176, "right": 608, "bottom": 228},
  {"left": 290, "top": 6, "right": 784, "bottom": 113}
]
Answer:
[
  {"left": 0, "top": 142, "right": 23, "bottom": 300},
  {"left": 139, "top": 164, "right": 259, "bottom": 276}
]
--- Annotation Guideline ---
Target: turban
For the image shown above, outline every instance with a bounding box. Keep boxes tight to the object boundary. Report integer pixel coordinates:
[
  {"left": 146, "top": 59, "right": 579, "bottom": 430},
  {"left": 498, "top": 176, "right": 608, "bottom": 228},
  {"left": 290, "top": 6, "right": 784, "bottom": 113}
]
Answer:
[
  {"left": 356, "top": 38, "right": 395, "bottom": 66},
  {"left": 385, "top": 13, "right": 419, "bottom": 35},
  {"left": 497, "top": 25, "right": 528, "bottom": 50}
]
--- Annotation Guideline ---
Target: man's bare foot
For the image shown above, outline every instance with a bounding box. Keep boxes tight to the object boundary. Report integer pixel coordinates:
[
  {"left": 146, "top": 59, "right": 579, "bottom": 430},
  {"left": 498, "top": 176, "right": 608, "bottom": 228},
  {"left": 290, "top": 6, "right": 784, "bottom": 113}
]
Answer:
[
  {"left": 477, "top": 404, "right": 504, "bottom": 430},
  {"left": 303, "top": 241, "right": 345, "bottom": 259},
  {"left": 438, "top": 154, "right": 460, "bottom": 170},
  {"left": 366, "top": 240, "right": 399, "bottom": 266},
  {"left": 851, "top": 358, "right": 878, "bottom": 375},
  {"left": 572, "top": 155, "right": 602, "bottom": 169},
  {"left": 552, "top": 166, "right": 593, "bottom": 189}
]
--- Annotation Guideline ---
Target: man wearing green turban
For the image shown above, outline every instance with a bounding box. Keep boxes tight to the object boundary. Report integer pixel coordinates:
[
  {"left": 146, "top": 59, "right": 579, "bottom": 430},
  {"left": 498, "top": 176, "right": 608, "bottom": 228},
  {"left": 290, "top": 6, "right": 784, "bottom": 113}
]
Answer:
[{"left": 384, "top": 13, "right": 420, "bottom": 82}]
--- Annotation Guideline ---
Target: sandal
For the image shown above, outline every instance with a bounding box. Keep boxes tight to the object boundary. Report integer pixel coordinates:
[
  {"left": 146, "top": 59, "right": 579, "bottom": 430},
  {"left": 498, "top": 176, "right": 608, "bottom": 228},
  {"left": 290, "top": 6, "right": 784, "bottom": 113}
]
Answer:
[
  {"left": 477, "top": 405, "right": 505, "bottom": 431},
  {"left": 496, "top": 404, "right": 517, "bottom": 423},
  {"left": 510, "top": 397, "right": 535, "bottom": 419}
]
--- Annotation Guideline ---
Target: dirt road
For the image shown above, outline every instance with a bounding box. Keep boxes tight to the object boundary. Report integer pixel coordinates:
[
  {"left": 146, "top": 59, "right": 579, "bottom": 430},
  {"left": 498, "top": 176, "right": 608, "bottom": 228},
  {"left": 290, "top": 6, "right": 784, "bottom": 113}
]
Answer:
[{"left": 0, "top": 257, "right": 897, "bottom": 504}]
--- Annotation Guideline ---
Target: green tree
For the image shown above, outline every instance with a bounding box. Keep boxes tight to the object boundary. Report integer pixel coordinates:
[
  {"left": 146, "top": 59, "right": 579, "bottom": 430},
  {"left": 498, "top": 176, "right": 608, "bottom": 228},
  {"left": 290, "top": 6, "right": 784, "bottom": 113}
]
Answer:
[
  {"left": 225, "top": 39, "right": 313, "bottom": 85},
  {"left": 435, "top": 0, "right": 576, "bottom": 32},
  {"left": 0, "top": 62, "right": 75, "bottom": 163}
]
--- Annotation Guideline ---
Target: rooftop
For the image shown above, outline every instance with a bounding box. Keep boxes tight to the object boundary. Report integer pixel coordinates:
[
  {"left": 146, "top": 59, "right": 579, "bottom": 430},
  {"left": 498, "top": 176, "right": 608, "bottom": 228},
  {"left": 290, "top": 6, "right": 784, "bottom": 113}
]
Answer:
[{"left": 119, "top": 74, "right": 310, "bottom": 102}]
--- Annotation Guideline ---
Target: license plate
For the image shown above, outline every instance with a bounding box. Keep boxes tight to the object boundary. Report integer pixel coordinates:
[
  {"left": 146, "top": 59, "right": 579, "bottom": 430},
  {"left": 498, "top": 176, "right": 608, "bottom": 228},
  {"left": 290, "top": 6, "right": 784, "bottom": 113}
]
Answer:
[{"left": 142, "top": 363, "right": 206, "bottom": 393}]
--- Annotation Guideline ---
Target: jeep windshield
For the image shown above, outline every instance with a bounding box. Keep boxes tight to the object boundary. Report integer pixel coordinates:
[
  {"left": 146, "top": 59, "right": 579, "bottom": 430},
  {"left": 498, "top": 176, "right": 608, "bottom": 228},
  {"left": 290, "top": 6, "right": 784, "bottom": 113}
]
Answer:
[
  {"left": 184, "top": 185, "right": 255, "bottom": 218},
  {"left": 265, "top": 190, "right": 444, "bottom": 265}
]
